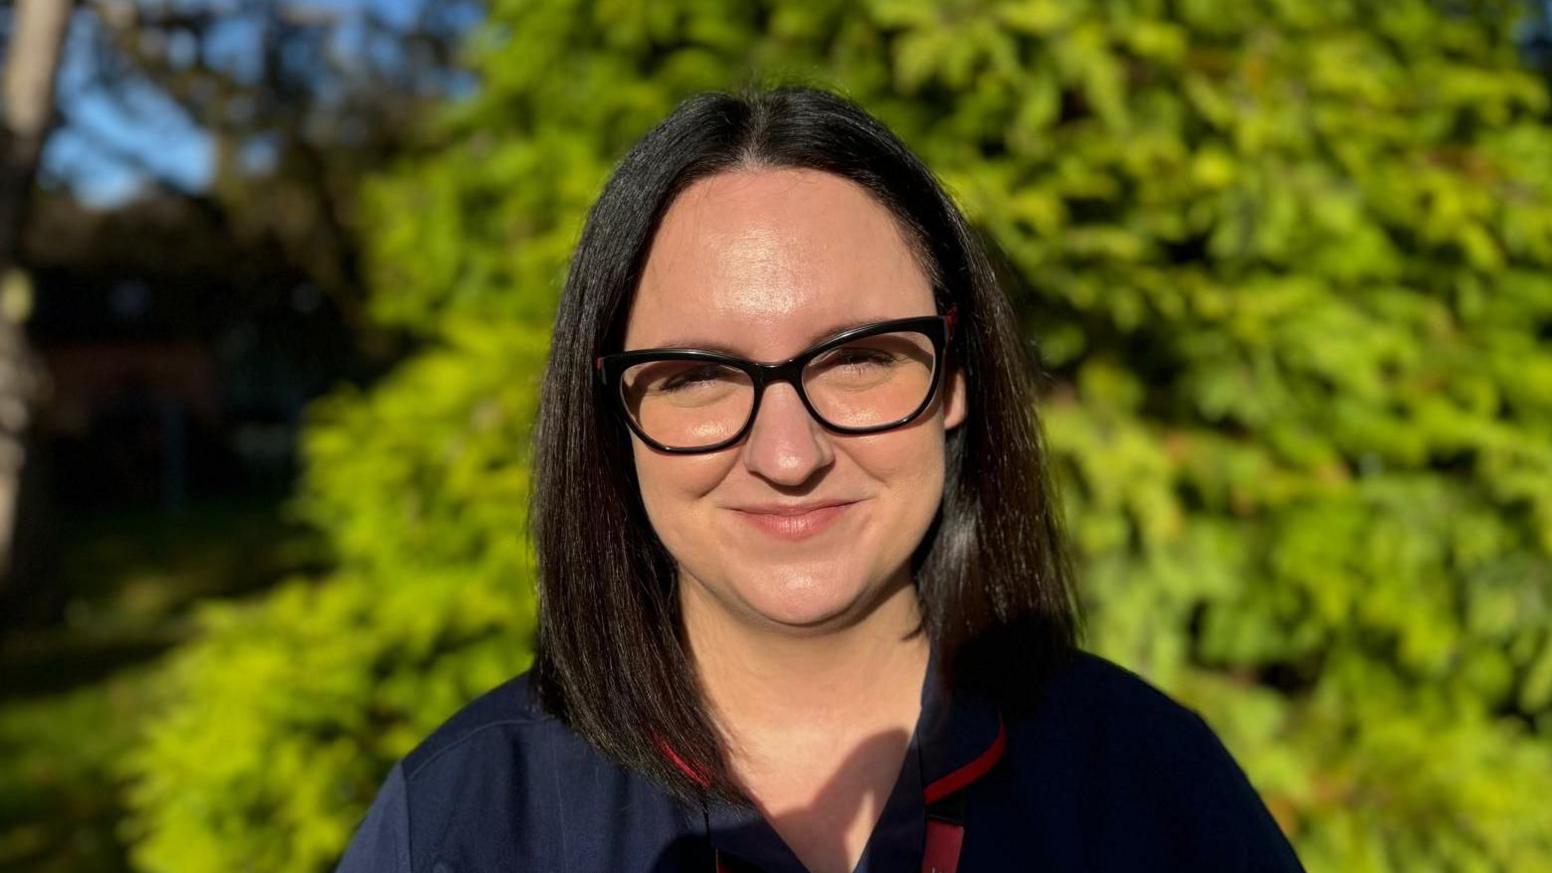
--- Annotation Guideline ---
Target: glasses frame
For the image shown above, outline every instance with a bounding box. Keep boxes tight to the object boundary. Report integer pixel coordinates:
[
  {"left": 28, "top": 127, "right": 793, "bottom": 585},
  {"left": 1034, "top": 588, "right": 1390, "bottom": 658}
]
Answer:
[{"left": 594, "top": 306, "right": 958, "bottom": 454}]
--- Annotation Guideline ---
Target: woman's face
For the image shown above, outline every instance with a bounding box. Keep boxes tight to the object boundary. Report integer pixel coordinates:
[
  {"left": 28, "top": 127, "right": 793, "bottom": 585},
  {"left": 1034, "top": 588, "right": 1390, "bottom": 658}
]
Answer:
[{"left": 622, "top": 168, "right": 967, "bottom": 632}]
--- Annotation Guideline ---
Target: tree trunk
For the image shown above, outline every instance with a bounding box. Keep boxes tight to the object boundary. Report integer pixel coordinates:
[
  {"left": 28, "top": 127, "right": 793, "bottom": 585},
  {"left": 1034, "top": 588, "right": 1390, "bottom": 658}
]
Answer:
[{"left": 0, "top": 0, "right": 75, "bottom": 598}]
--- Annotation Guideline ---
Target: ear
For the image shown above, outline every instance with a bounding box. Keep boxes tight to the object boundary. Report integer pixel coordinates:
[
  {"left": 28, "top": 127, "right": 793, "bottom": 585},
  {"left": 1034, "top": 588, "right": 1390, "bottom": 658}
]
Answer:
[{"left": 943, "top": 357, "right": 968, "bottom": 431}]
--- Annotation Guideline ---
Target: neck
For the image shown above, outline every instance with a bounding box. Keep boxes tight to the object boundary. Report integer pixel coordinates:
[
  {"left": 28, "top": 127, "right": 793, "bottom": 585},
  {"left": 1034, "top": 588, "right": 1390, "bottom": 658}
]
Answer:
[
  {"left": 680, "top": 574, "right": 930, "bottom": 748},
  {"left": 682, "top": 574, "right": 931, "bottom": 873}
]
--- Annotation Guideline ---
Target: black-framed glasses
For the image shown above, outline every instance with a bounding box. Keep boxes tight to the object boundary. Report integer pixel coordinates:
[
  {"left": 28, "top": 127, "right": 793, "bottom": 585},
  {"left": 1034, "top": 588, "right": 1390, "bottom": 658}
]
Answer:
[{"left": 594, "top": 307, "right": 958, "bottom": 454}]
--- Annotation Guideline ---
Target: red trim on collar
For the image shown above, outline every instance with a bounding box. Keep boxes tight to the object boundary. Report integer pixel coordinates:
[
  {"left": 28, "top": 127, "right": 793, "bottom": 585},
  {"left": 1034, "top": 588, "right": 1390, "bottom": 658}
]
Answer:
[
  {"left": 922, "top": 715, "right": 1006, "bottom": 805},
  {"left": 657, "top": 736, "right": 711, "bottom": 789}
]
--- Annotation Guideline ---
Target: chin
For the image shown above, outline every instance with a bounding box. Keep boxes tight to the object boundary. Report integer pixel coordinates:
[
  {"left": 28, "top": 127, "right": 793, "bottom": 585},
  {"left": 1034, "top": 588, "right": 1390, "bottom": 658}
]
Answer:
[{"left": 733, "top": 568, "right": 877, "bottom": 630}]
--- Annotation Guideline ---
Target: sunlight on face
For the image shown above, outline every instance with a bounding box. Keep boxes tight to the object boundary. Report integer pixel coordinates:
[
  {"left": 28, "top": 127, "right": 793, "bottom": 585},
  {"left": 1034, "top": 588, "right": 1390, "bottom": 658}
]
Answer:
[{"left": 622, "top": 168, "right": 967, "bottom": 633}]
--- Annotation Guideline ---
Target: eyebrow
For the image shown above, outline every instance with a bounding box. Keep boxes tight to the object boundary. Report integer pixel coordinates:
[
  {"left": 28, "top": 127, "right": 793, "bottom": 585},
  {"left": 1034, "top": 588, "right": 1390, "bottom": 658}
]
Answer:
[{"left": 641, "top": 316, "right": 899, "bottom": 357}]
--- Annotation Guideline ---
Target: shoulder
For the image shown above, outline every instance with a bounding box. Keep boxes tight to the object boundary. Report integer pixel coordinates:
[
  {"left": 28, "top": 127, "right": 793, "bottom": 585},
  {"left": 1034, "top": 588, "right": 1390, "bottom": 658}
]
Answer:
[
  {"left": 400, "top": 671, "right": 561, "bottom": 782},
  {"left": 386, "top": 672, "right": 623, "bottom": 870},
  {"left": 1000, "top": 649, "right": 1306, "bottom": 871},
  {"left": 1017, "top": 648, "right": 1249, "bottom": 781},
  {"left": 396, "top": 671, "right": 599, "bottom": 841},
  {"left": 1032, "top": 649, "right": 1218, "bottom": 739},
  {"left": 336, "top": 673, "right": 599, "bottom": 873},
  {"left": 379, "top": 671, "right": 695, "bottom": 871}
]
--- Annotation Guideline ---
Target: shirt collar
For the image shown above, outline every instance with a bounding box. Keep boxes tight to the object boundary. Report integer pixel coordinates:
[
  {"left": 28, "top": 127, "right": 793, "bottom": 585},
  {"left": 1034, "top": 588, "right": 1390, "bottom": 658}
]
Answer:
[
  {"left": 916, "top": 649, "right": 1005, "bottom": 801},
  {"left": 696, "top": 650, "right": 1004, "bottom": 872}
]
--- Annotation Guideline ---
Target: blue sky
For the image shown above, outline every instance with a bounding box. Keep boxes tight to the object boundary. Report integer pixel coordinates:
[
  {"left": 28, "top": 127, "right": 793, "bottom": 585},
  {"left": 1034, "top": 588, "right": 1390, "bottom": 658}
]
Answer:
[
  {"left": 43, "top": 11, "right": 214, "bottom": 206},
  {"left": 39, "top": 0, "right": 470, "bottom": 207}
]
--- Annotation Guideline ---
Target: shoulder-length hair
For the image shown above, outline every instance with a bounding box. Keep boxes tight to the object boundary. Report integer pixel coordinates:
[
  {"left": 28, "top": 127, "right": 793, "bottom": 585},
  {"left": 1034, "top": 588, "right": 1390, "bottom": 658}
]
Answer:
[{"left": 530, "top": 85, "right": 1081, "bottom": 804}]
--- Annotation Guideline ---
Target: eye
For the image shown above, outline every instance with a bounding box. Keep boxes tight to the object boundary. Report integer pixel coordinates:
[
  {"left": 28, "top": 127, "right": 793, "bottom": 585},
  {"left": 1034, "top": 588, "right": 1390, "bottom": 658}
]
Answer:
[
  {"left": 833, "top": 349, "right": 894, "bottom": 366},
  {"left": 662, "top": 365, "right": 724, "bottom": 391},
  {"left": 813, "top": 346, "right": 897, "bottom": 371}
]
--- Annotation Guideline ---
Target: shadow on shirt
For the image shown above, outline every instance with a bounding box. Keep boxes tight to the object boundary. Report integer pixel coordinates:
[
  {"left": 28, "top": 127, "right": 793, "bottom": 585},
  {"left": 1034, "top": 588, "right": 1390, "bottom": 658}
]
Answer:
[{"left": 651, "top": 726, "right": 914, "bottom": 873}]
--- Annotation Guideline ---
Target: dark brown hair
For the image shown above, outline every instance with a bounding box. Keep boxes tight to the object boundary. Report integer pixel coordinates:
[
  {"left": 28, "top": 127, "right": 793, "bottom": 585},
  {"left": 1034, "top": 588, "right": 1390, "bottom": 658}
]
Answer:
[{"left": 529, "top": 85, "right": 1081, "bottom": 804}]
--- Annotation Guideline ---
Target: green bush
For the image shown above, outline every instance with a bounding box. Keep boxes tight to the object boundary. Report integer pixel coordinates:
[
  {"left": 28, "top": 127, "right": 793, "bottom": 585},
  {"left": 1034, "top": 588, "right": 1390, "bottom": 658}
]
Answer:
[
  {"left": 123, "top": 1, "right": 1552, "bottom": 871},
  {"left": 120, "top": 326, "right": 544, "bottom": 872}
]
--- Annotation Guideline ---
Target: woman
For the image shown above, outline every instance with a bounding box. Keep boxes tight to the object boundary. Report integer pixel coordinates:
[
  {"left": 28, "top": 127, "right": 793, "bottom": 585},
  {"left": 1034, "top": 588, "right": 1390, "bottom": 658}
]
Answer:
[{"left": 336, "top": 86, "right": 1306, "bottom": 873}]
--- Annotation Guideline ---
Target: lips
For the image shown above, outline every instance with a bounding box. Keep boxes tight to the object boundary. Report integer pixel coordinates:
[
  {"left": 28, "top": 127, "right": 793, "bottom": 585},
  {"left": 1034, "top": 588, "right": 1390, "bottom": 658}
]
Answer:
[
  {"left": 730, "top": 500, "right": 858, "bottom": 541},
  {"left": 734, "top": 500, "right": 856, "bottom": 516}
]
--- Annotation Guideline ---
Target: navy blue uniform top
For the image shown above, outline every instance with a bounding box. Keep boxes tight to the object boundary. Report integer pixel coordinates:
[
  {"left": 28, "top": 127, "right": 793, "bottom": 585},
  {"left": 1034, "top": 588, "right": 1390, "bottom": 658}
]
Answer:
[{"left": 335, "top": 649, "right": 1306, "bottom": 872}]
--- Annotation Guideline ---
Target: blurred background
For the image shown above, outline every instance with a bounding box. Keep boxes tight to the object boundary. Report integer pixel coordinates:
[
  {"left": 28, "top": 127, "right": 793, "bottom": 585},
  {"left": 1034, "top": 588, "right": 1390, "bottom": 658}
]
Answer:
[{"left": 2, "top": 0, "right": 1551, "bottom": 870}]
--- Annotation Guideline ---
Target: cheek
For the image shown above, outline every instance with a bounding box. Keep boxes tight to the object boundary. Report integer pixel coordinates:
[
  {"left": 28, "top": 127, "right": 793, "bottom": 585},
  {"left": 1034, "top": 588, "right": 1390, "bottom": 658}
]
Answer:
[
  {"left": 631, "top": 441, "right": 730, "bottom": 538},
  {"left": 846, "top": 425, "right": 949, "bottom": 524}
]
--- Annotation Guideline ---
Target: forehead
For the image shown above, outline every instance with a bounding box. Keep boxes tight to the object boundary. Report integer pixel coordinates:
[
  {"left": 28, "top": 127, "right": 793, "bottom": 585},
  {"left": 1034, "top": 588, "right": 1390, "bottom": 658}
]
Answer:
[{"left": 624, "top": 168, "right": 935, "bottom": 357}]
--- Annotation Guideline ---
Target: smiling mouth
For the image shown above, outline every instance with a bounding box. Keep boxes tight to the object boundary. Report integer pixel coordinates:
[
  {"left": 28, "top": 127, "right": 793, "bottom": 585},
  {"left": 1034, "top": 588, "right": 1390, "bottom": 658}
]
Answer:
[{"left": 730, "top": 501, "right": 857, "bottom": 541}]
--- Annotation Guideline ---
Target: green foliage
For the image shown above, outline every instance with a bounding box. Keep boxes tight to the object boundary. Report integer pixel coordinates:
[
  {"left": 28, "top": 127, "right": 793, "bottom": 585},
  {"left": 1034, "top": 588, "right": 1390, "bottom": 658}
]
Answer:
[
  {"left": 121, "top": 327, "right": 543, "bottom": 873},
  {"left": 0, "top": 673, "right": 146, "bottom": 873},
  {"left": 124, "top": 1, "right": 1552, "bottom": 871}
]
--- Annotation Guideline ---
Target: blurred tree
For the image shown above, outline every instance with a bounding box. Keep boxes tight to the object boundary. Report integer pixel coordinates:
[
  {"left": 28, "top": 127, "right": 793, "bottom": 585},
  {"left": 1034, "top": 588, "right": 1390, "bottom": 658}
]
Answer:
[
  {"left": 56, "top": 0, "right": 478, "bottom": 352},
  {"left": 0, "top": 1, "right": 478, "bottom": 618},
  {"left": 0, "top": 0, "right": 74, "bottom": 600},
  {"left": 2, "top": 0, "right": 74, "bottom": 262},
  {"left": 124, "top": 1, "right": 1552, "bottom": 871},
  {"left": 0, "top": 0, "right": 477, "bottom": 618}
]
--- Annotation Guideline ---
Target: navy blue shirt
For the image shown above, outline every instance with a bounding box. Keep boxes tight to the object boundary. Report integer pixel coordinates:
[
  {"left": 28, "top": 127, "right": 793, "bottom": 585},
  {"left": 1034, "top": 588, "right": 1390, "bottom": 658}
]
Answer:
[{"left": 335, "top": 650, "right": 1306, "bottom": 872}]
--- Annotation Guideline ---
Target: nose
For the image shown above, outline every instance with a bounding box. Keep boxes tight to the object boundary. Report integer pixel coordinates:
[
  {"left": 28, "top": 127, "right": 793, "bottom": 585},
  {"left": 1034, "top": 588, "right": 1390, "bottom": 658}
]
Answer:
[{"left": 741, "top": 382, "right": 834, "bottom": 487}]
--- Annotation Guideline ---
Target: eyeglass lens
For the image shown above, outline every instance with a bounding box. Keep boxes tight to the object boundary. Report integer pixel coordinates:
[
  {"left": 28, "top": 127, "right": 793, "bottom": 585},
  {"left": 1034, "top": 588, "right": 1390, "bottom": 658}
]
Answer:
[{"left": 619, "top": 330, "right": 937, "bottom": 449}]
